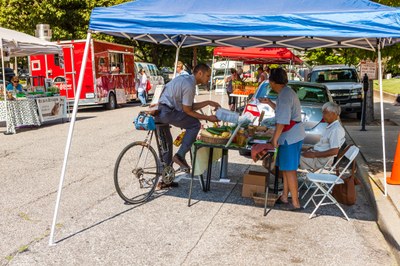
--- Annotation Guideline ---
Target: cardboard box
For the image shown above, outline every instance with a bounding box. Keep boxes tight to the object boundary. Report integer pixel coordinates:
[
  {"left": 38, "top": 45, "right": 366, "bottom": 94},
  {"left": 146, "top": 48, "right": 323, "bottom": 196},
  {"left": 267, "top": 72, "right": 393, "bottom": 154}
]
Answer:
[{"left": 242, "top": 170, "right": 267, "bottom": 198}]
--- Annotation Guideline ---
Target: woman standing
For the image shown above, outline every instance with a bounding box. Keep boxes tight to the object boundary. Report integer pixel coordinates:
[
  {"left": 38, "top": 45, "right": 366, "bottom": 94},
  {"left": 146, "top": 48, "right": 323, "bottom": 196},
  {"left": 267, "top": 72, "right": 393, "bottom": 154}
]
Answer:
[
  {"left": 259, "top": 68, "right": 305, "bottom": 210},
  {"left": 225, "top": 68, "right": 241, "bottom": 111},
  {"left": 137, "top": 69, "right": 148, "bottom": 107}
]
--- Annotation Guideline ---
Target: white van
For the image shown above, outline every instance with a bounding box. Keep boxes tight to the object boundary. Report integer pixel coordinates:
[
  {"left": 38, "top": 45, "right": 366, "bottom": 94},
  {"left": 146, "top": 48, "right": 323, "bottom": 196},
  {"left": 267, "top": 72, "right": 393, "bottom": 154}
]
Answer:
[{"left": 134, "top": 62, "right": 165, "bottom": 95}]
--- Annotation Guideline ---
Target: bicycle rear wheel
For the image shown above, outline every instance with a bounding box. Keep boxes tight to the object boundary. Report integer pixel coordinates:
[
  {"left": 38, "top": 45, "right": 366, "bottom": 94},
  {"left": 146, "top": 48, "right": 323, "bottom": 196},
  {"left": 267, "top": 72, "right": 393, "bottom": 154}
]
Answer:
[{"left": 114, "top": 141, "right": 160, "bottom": 204}]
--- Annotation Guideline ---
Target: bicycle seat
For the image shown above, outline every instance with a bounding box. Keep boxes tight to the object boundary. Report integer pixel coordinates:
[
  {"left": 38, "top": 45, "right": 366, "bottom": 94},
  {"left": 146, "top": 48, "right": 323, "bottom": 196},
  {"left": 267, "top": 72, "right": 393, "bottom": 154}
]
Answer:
[{"left": 155, "top": 122, "right": 169, "bottom": 128}]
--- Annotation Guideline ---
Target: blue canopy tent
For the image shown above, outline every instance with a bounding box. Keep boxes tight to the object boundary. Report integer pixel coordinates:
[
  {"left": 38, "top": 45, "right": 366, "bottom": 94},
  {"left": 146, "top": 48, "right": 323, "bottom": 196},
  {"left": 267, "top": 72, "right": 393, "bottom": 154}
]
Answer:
[{"left": 49, "top": 0, "right": 400, "bottom": 244}]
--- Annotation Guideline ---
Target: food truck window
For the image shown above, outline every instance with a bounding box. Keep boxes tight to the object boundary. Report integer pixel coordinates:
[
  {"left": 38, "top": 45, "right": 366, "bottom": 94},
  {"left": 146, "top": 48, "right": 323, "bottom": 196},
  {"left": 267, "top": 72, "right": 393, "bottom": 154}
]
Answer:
[
  {"left": 54, "top": 54, "right": 60, "bottom": 66},
  {"left": 109, "top": 53, "right": 124, "bottom": 73}
]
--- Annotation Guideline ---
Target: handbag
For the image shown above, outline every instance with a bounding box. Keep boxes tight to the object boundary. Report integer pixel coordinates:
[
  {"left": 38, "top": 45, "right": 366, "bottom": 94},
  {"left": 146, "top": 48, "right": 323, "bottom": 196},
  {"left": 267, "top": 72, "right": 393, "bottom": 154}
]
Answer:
[
  {"left": 146, "top": 80, "right": 152, "bottom": 92},
  {"left": 332, "top": 157, "right": 361, "bottom": 206},
  {"left": 134, "top": 111, "right": 156, "bottom": 131}
]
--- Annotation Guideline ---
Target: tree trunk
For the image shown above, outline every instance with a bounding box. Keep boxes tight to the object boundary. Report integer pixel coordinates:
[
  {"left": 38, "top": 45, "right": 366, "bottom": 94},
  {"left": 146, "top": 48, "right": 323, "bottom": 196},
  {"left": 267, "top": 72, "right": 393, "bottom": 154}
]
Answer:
[{"left": 193, "top": 47, "right": 197, "bottom": 67}]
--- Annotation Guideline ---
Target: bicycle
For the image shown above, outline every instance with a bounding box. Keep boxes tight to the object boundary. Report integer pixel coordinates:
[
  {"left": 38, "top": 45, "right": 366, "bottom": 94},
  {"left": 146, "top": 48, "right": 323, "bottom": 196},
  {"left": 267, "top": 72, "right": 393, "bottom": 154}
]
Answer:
[{"left": 114, "top": 122, "right": 186, "bottom": 204}]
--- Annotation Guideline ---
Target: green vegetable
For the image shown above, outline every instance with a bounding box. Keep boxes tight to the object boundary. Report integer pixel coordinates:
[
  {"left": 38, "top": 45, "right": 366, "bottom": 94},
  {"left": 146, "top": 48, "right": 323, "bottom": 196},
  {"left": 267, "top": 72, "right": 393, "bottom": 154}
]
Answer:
[{"left": 206, "top": 128, "right": 222, "bottom": 135}]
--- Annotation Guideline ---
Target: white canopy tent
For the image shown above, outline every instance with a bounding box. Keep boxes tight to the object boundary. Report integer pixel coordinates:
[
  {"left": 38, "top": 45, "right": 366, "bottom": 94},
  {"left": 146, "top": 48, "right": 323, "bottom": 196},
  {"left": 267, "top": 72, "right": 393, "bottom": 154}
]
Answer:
[
  {"left": 49, "top": 0, "right": 400, "bottom": 245},
  {"left": 0, "top": 26, "right": 62, "bottom": 132}
]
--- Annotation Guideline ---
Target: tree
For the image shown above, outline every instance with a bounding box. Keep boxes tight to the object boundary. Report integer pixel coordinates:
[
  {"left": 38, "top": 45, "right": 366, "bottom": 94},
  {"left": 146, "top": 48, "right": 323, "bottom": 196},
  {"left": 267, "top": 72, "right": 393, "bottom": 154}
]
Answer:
[
  {"left": 304, "top": 0, "right": 400, "bottom": 74},
  {"left": 0, "top": 0, "right": 213, "bottom": 69}
]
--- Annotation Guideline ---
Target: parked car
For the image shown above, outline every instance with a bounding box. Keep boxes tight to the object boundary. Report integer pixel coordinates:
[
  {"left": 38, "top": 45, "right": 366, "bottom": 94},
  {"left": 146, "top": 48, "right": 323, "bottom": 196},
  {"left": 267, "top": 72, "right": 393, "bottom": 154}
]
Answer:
[
  {"left": 308, "top": 65, "right": 362, "bottom": 119},
  {"left": 243, "top": 81, "right": 334, "bottom": 145},
  {"left": 161, "top": 67, "right": 174, "bottom": 83},
  {"left": 0, "top": 67, "right": 15, "bottom": 83}
]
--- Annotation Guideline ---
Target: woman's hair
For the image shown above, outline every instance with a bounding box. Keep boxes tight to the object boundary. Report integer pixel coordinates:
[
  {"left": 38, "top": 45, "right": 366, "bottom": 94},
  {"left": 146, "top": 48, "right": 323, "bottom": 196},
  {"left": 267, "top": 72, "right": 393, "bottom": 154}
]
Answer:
[
  {"left": 322, "top": 102, "right": 341, "bottom": 115},
  {"left": 257, "top": 66, "right": 263, "bottom": 71},
  {"left": 230, "top": 68, "right": 237, "bottom": 74},
  {"left": 193, "top": 63, "right": 210, "bottom": 74},
  {"left": 139, "top": 68, "right": 145, "bottom": 74},
  {"left": 268, "top": 68, "right": 288, "bottom": 85},
  {"left": 177, "top": 61, "right": 184, "bottom": 69}
]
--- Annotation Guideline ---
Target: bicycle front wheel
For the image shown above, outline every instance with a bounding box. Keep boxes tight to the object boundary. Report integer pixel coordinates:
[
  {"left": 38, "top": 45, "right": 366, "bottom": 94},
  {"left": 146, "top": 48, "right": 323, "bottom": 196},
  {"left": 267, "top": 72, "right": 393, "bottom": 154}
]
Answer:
[{"left": 114, "top": 141, "right": 160, "bottom": 204}]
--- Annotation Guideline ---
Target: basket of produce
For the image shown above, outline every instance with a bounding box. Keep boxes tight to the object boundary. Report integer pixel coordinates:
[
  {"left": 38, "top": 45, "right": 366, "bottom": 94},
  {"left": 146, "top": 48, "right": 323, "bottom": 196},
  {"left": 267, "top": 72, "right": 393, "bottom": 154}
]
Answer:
[{"left": 200, "top": 126, "right": 232, "bottom": 145}]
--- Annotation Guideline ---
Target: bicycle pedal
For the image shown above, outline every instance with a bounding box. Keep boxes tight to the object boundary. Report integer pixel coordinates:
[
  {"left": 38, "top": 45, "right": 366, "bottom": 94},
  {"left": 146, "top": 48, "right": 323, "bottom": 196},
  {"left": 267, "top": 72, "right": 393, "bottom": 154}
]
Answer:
[{"left": 176, "top": 167, "right": 190, "bottom": 174}]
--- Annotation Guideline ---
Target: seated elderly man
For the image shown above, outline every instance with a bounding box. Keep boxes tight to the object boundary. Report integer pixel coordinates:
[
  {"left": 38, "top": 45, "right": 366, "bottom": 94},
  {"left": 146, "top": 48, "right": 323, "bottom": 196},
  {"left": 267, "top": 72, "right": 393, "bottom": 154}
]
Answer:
[{"left": 299, "top": 102, "right": 345, "bottom": 171}]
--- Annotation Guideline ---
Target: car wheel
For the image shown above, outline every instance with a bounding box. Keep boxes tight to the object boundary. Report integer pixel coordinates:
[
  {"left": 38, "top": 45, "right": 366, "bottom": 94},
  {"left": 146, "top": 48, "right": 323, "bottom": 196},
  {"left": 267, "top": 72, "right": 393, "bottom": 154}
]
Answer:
[{"left": 105, "top": 92, "right": 117, "bottom": 110}]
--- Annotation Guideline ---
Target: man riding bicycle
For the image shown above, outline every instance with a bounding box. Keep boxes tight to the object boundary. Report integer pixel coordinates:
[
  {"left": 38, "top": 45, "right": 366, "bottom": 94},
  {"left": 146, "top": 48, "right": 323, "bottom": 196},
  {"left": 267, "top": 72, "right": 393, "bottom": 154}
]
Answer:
[{"left": 157, "top": 63, "right": 220, "bottom": 187}]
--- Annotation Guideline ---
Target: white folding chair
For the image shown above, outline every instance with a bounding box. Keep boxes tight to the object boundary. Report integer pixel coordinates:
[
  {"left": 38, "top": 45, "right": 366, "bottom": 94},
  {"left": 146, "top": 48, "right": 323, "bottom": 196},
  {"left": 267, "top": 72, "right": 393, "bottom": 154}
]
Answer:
[
  {"left": 298, "top": 139, "right": 347, "bottom": 200},
  {"left": 303, "top": 145, "right": 359, "bottom": 220},
  {"left": 297, "top": 157, "right": 334, "bottom": 199}
]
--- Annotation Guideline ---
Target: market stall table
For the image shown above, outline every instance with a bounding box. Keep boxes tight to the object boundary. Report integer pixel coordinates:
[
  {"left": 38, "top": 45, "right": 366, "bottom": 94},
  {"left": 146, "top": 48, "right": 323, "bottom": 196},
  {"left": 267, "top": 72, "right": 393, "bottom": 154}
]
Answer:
[
  {"left": 229, "top": 93, "right": 249, "bottom": 112},
  {"left": 0, "top": 99, "right": 41, "bottom": 134},
  {"left": 188, "top": 140, "right": 277, "bottom": 216}
]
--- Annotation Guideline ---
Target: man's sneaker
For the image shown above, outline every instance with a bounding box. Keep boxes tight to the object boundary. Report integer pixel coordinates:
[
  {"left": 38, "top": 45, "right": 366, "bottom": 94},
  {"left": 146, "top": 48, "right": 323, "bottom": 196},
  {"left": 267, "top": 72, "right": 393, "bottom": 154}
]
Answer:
[
  {"left": 172, "top": 154, "right": 190, "bottom": 172},
  {"left": 156, "top": 181, "right": 179, "bottom": 190}
]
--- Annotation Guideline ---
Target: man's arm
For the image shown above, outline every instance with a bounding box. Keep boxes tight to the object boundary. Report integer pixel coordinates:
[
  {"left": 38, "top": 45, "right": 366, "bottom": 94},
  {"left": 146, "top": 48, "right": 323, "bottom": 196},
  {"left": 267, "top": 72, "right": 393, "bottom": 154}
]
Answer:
[
  {"left": 192, "top": 100, "right": 220, "bottom": 111},
  {"left": 301, "top": 148, "right": 339, "bottom": 158},
  {"left": 182, "top": 104, "right": 219, "bottom": 122}
]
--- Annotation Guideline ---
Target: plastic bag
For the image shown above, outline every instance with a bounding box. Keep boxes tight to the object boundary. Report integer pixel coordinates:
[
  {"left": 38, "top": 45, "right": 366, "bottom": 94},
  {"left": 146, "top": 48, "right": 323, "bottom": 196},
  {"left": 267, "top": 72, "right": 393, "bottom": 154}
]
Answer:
[
  {"left": 216, "top": 108, "right": 239, "bottom": 123},
  {"left": 134, "top": 112, "right": 156, "bottom": 131}
]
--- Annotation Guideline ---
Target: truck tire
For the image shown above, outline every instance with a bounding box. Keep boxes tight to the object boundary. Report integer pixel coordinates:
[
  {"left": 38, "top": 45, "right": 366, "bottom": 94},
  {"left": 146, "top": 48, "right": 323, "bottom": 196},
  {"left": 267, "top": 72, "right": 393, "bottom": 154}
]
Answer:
[{"left": 105, "top": 92, "right": 117, "bottom": 110}]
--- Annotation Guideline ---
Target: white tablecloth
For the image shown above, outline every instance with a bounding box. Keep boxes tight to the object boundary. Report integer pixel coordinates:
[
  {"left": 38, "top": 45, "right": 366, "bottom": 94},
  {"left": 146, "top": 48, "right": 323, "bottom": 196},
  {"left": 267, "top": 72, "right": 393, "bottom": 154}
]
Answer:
[{"left": 0, "top": 99, "right": 41, "bottom": 134}]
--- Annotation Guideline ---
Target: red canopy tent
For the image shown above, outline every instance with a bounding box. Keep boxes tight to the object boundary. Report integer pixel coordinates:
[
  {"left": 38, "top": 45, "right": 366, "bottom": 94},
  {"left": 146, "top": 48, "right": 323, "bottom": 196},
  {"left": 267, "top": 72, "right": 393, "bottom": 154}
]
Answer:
[{"left": 213, "top": 47, "right": 303, "bottom": 65}]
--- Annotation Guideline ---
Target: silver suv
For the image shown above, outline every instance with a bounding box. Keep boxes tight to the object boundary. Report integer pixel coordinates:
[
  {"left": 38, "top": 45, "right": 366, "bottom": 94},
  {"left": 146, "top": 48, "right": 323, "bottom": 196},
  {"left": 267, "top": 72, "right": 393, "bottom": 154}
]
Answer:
[{"left": 308, "top": 65, "right": 363, "bottom": 119}]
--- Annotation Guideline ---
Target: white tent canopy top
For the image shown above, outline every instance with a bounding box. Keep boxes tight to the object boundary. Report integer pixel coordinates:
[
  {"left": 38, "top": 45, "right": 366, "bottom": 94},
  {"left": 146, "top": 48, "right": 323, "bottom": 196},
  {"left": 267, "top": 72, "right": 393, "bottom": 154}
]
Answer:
[{"left": 0, "top": 26, "right": 62, "bottom": 57}]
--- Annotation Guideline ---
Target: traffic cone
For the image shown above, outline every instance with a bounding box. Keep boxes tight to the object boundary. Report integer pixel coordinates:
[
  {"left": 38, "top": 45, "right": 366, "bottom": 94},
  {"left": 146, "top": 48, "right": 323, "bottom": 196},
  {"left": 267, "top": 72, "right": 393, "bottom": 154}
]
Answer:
[{"left": 387, "top": 133, "right": 400, "bottom": 185}]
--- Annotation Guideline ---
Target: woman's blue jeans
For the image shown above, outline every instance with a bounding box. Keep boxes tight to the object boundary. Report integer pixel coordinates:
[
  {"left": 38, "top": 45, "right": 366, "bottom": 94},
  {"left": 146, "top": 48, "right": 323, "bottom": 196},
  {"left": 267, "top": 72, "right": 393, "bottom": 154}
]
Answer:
[{"left": 138, "top": 91, "right": 147, "bottom": 105}]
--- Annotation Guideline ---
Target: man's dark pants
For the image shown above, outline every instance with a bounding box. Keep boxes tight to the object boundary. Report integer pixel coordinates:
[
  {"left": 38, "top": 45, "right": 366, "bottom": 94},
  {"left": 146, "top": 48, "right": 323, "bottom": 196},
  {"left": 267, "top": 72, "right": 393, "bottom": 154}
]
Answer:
[{"left": 156, "top": 104, "right": 201, "bottom": 165}]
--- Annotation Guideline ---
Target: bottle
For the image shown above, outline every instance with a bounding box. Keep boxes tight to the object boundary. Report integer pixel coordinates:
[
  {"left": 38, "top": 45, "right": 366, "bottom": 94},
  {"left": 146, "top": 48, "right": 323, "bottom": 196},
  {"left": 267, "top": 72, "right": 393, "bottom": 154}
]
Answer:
[
  {"left": 236, "top": 127, "right": 246, "bottom": 147},
  {"left": 173, "top": 131, "right": 186, "bottom": 147}
]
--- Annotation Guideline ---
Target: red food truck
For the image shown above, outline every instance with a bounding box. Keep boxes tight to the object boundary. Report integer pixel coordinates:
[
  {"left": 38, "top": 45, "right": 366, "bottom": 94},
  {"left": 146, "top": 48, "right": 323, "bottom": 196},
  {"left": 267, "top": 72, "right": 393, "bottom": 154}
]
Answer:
[{"left": 29, "top": 39, "right": 136, "bottom": 109}]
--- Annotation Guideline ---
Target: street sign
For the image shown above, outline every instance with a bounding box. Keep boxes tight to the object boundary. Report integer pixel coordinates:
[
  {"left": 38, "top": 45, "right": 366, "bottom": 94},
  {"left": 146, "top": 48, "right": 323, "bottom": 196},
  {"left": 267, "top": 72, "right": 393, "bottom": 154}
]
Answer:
[{"left": 360, "top": 60, "right": 377, "bottom": 80}]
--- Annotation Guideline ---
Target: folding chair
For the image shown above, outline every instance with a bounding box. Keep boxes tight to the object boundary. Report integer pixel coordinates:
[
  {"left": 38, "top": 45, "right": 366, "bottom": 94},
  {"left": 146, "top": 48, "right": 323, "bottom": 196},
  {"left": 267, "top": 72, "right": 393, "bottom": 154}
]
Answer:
[
  {"left": 298, "top": 140, "right": 347, "bottom": 200},
  {"left": 297, "top": 157, "right": 334, "bottom": 199},
  {"left": 303, "top": 145, "right": 359, "bottom": 220}
]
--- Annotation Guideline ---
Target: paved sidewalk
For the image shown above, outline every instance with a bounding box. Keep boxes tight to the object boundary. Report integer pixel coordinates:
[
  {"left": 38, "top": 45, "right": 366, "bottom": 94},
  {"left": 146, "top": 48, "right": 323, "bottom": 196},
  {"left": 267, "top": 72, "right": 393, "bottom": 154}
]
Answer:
[
  {"left": 0, "top": 90, "right": 397, "bottom": 265},
  {"left": 345, "top": 91, "right": 400, "bottom": 262}
]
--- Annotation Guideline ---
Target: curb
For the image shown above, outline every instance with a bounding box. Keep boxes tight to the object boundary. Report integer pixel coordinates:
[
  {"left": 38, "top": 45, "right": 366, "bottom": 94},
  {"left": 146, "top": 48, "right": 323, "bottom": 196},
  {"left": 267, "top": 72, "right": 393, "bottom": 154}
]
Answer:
[
  {"left": 345, "top": 127, "right": 400, "bottom": 263},
  {"left": 355, "top": 156, "right": 400, "bottom": 264},
  {"left": 373, "top": 89, "right": 398, "bottom": 103}
]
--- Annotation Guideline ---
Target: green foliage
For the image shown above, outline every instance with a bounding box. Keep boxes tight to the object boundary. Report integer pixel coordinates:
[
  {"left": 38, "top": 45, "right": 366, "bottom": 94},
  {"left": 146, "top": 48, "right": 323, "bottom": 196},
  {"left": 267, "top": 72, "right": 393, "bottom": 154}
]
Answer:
[
  {"left": 0, "top": 0, "right": 212, "bottom": 69},
  {"left": 1, "top": 0, "right": 399, "bottom": 72},
  {"left": 373, "top": 78, "right": 400, "bottom": 94},
  {"left": 305, "top": 0, "right": 400, "bottom": 73}
]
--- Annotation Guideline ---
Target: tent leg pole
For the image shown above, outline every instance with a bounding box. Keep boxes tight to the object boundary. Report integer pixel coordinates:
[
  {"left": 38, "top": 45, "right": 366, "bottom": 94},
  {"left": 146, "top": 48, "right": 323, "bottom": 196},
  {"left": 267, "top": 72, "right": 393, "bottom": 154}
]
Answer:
[
  {"left": 378, "top": 44, "right": 387, "bottom": 196},
  {"left": 209, "top": 54, "right": 215, "bottom": 115},
  {"left": 48, "top": 32, "right": 92, "bottom": 246},
  {"left": 172, "top": 46, "right": 181, "bottom": 78},
  {"left": 0, "top": 39, "right": 10, "bottom": 134}
]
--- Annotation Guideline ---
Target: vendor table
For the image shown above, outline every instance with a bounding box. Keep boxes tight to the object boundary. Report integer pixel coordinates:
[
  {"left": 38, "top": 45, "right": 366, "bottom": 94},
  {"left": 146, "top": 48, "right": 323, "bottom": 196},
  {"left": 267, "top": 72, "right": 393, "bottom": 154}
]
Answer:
[
  {"left": 0, "top": 99, "right": 41, "bottom": 134},
  {"left": 230, "top": 94, "right": 249, "bottom": 112},
  {"left": 0, "top": 96, "right": 67, "bottom": 134},
  {"left": 188, "top": 141, "right": 277, "bottom": 216}
]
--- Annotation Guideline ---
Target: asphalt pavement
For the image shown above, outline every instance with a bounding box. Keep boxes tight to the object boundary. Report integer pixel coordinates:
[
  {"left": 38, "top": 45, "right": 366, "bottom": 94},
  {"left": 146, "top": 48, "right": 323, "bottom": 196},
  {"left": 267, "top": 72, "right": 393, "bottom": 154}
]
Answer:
[
  {"left": 345, "top": 90, "right": 400, "bottom": 263},
  {"left": 0, "top": 90, "right": 398, "bottom": 265}
]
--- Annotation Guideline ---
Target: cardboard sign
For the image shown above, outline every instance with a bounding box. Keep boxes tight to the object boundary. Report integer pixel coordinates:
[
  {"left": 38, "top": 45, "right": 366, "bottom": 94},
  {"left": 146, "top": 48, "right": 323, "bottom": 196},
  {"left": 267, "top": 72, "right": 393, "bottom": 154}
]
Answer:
[
  {"left": 36, "top": 96, "right": 67, "bottom": 122},
  {"left": 360, "top": 60, "right": 377, "bottom": 80}
]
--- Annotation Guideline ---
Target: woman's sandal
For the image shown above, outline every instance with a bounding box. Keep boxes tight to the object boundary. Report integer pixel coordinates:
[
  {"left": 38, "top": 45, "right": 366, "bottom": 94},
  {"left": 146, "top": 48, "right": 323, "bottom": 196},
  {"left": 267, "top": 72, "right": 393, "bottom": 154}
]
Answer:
[{"left": 276, "top": 196, "right": 289, "bottom": 205}]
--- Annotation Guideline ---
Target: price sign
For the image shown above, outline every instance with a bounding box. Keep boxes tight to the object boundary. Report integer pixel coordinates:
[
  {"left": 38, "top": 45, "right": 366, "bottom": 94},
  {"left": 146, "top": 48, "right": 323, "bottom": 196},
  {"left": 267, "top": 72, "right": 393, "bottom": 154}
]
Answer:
[{"left": 360, "top": 60, "right": 377, "bottom": 80}]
